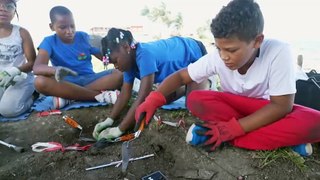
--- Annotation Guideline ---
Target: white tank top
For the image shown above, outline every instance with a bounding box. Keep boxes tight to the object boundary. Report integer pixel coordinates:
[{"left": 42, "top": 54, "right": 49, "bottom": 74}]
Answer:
[{"left": 0, "top": 25, "right": 26, "bottom": 71}]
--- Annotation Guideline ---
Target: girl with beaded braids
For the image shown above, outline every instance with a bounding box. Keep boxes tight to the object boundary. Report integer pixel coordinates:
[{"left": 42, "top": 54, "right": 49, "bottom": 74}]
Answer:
[
  {"left": 136, "top": 0, "right": 320, "bottom": 154},
  {"left": 92, "top": 28, "right": 209, "bottom": 140}
]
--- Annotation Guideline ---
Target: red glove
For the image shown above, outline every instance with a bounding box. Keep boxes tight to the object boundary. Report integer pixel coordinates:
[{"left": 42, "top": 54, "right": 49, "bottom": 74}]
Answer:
[
  {"left": 135, "top": 91, "right": 166, "bottom": 125},
  {"left": 197, "top": 117, "right": 245, "bottom": 151}
]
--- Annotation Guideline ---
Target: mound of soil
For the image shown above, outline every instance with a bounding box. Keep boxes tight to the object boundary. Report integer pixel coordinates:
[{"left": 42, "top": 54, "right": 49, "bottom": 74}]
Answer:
[{"left": 0, "top": 106, "right": 319, "bottom": 180}]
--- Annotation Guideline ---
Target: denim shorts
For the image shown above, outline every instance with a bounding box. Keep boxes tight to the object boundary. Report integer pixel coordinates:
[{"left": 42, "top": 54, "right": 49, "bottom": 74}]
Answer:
[{"left": 63, "top": 69, "right": 113, "bottom": 86}]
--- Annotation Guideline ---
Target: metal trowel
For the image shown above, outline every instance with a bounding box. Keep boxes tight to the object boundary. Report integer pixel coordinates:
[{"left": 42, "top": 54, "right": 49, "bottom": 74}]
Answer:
[{"left": 121, "top": 141, "right": 131, "bottom": 172}]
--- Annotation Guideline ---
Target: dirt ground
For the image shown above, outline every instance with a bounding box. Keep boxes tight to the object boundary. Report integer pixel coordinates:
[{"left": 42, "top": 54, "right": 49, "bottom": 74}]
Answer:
[{"left": 0, "top": 105, "right": 320, "bottom": 180}]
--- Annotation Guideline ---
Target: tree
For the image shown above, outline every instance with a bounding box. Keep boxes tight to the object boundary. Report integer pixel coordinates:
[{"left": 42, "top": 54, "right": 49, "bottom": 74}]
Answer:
[
  {"left": 196, "top": 19, "right": 212, "bottom": 43},
  {"left": 141, "top": 2, "right": 183, "bottom": 36}
]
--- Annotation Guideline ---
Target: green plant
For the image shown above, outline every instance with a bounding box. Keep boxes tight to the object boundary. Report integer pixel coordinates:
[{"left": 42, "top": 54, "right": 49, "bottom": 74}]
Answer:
[
  {"left": 168, "top": 109, "right": 189, "bottom": 119},
  {"left": 254, "top": 147, "right": 307, "bottom": 171}
]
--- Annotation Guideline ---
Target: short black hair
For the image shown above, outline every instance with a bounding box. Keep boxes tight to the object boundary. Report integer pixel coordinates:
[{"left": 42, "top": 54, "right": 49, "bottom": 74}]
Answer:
[
  {"left": 210, "top": 0, "right": 264, "bottom": 42},
  {"left": 101, "top": 28, "right": 134, "bottom": 56},
  {"left": 49, "top": 6, "right": 72, "bottom": 23}
]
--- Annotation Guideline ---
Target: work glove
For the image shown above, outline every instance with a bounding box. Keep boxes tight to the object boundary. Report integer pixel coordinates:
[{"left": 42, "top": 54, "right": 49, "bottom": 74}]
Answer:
[
  {"left": 54, "top": 66, "right": 78, "bottom": 82},
  {"left": 135, "top": 91, "right": 166, "bottom": 125},
  {"left": 97, "top": 126, "right": 124, "bottom": 141},
  {"left": 95, "top": 90, "right": 120, "bottom": 104},
  {"left": 0, "top": 67, "right": 21, "bottom": 88},
  {"left": 196, "top": 117, "right": 245, "bottom": 152},
  {"left": 92, "top": 117, "right": 114, "bottom": 140}
]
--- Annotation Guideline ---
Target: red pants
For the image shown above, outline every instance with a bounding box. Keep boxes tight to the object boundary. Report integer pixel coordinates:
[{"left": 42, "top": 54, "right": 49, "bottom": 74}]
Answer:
[{"left": 186, "top": 90, "right": 320, "bottom": 150}]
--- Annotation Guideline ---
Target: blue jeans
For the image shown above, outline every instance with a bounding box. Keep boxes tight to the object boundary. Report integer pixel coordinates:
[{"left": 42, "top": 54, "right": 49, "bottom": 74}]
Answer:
[
  {"left": 0, "top": 73, "right": 35, "bottom": 117},
  {"left": 63, "top": 69, "right": 113, "bottom": 86}
]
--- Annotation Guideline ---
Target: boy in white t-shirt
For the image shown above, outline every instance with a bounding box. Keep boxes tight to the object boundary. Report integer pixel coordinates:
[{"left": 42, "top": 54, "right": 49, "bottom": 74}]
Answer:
[{"left": 135, "top": 0, "right": 320, "bottom": 152}]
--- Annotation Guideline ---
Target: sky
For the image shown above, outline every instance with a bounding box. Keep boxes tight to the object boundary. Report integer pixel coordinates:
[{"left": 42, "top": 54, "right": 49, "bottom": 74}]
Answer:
[
  {"left": 12, "top": 0, "right": 320, "bottom": 45},
  {"left": 11, "top": 0, "right": 320, "bottom": 70}
]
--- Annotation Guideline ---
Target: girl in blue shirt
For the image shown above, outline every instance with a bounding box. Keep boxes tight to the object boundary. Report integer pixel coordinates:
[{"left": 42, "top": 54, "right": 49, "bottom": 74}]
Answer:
[{"left": 93, "top": 28, "right": 209, "bottom": 140}]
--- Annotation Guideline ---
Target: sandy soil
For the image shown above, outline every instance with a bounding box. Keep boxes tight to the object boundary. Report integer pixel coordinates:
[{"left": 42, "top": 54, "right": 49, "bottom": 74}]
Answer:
[{"left": 0, "top": 105, "right": 320, "bottom": 180}]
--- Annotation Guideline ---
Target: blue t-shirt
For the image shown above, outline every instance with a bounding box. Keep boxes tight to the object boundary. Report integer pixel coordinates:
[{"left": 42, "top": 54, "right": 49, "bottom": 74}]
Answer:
[
  {"left": 38, "top": 31, "right": 100, "bottom": 75},
  {"left": 124, "top": 36, "right": 203, "bottom": 83}
]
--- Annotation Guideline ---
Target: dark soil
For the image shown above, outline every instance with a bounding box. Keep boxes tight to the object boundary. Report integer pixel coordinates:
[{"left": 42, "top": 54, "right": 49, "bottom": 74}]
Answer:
[{"left": 1, "top": 105, "right": 319, "bottom": 180}]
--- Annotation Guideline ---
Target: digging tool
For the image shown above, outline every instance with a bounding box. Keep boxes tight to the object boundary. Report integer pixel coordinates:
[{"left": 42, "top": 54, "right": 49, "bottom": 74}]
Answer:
[
  {"left": 0, "top": 140, "right": 24, "bottom": 153},
  {"left": 121, "top": 141, "right": 130, "bottom": 172},
  {"left": 93, "top": 114, "right": 146, "bottom": 148}
]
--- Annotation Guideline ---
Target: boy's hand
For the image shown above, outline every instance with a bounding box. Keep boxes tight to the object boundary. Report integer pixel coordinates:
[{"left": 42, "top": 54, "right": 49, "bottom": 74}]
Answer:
[
  {"left": 55, "top": 66, "right": 78, "bottom": 82},
  {"left": 196, "top": 117, "right": 245, "bottom": 151},
  {"left": 135, "top": 91, "right": 166, "bottom": 125},
  {"left": 92, "top": 117, "right": 114, "bottom": 140},
  {"left": 0, "top": 67, "right": 21, "bottom": 88}
]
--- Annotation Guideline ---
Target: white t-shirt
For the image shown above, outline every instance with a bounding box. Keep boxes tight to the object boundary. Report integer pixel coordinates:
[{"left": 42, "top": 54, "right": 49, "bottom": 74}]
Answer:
[{"left": 188, "top": 39, "right": 296, "bottom": 100}]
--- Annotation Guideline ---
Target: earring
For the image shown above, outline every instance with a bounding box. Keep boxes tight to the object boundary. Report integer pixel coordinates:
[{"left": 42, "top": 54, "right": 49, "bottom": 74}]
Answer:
[{"left": 128, "top": 51, "right": 130, "bottom": 54}]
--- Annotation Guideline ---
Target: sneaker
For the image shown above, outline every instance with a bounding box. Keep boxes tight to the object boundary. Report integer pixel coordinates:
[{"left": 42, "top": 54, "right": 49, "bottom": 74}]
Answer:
[
  {"left": 52, "top": 97, "right": 72, "bottom": 109},
  {"left": 186, "top": 123, "right": 209, "bottom": 145},
  {"left": 292, "top": 143, "right": 313, "bottom": 156},
  {"left": 94, "top": 90, "right": 120, "bottom": 104}
]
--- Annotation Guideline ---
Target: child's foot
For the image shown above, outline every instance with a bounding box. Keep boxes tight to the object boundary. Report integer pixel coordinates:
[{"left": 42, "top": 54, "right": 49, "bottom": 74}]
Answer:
[
  {"left": 53, "top": 97, "right": 72, "bottom": 109},
  {"left": 186, "top": 123, "right": 209, "bottom": 145},
  {"left": 292, "top": 143, "right": 313, "bottom": 156},
  {"left": 95, "top": 90, "right": 120, "bottom": 104}
]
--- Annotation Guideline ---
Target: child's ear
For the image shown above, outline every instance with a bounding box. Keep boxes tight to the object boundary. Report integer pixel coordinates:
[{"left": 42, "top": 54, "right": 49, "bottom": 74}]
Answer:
[
  {"left": 122, "top": 42, "right": 131, "bottom": 52},
  {"left": 49, "top": 23, "right": 54, "bottom": 31},
  {"left": 254, "top": 34, "right": 264, "bottom": 48}
]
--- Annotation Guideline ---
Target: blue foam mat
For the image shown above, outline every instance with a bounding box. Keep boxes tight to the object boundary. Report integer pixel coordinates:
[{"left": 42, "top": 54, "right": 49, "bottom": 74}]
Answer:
[
  {"left": 32, "top": 96, "right": 108, "bottom": 112},
  {"left": 161, "top": 96, "right": 186, "bottom": 110},
  {"left": 0, "top": 110, "right": 32, "bottom": 122}
]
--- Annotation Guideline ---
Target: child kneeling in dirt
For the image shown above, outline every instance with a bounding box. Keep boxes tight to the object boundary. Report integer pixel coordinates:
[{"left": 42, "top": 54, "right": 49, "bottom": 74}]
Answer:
[
  {"left": 92, "top": 28, "right": 210, "bottom": 140},
  {"left": 136, "top": 0, "right": 320, "bottom": 154},
  {"left": 33, "top": 6, "right": 123, "bottom": 109}
]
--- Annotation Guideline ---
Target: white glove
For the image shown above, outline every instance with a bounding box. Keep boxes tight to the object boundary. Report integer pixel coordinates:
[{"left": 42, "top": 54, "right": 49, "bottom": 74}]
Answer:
[
  {"left": 95, "top": 90, "right": 120, "bottom": 104},
  {"left": 0, "top": 67, "right": 21, "bottom": 88},
  {"left": 92, "top": 117, "right": 114, "bottom": 140},
  {"left": 12, "top": 72, "right": 27, "bottom": 83},
  {"left": 97, "top": 126, "right": 124, "bottom": 141},
  {"left": 55, "top": 66, "right": 78, "bottom": 82}
]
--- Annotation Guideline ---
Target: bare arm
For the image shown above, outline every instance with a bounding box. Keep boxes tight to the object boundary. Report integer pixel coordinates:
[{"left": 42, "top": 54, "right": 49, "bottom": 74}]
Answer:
[
  {"left": 119, "top": 74, "right": 155, "bottom": 130},
  {"left": 18, "top": 28, "right": 36, "bottom": 73},
  {"left": 239, "top": 94, "right": 294, "bottom": 132},
  {"left": 93, "top": 53, "right": 103, "bottom": 61},
  {"left": 157, "top": 68, "right": 193, "bottom": 96},
  {"left": 33, "top": 49, "right": 56, "bottom": 76},
  {"left": 110, "top": 82, "right": 133, "bottom": 120}
]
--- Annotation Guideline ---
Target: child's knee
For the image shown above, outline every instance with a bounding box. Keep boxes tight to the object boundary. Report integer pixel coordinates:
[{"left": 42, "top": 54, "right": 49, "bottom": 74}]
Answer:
[
  {"left": 34, "top": 76, "right": 48, "bottom": 92},
  {"left": 186, "top": 91, "right": 204, "bottom": 111},
  {"left": 0, "top": 104, "right": 24, "bottom": 117}
]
